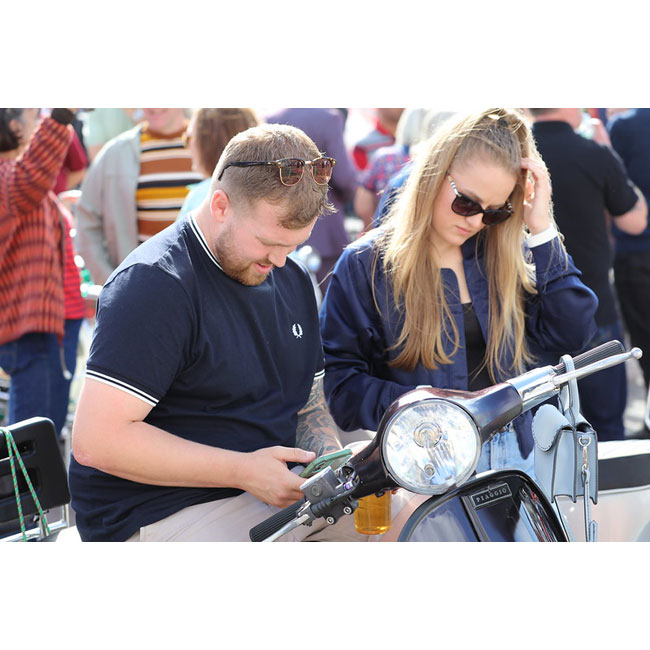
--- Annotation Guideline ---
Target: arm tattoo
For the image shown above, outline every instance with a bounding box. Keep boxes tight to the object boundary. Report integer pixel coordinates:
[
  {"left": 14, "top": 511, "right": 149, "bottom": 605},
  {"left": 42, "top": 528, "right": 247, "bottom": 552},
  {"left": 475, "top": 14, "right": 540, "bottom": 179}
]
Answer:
[{"left": 295, "top": 375, "right": 342, "bottom": 456}]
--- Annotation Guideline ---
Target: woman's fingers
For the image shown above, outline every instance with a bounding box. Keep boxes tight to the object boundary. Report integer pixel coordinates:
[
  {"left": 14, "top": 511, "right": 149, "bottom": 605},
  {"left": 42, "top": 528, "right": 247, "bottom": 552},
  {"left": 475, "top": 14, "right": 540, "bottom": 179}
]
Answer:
[{"left": 520, "top": 157, "right": 553, "bottom": 234}]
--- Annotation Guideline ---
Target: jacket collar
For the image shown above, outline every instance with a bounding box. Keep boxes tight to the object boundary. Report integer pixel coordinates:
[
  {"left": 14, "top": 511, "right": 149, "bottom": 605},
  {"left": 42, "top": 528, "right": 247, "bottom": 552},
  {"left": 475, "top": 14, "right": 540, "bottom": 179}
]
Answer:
[{"left": 461, "top": 232, "right": 486, "bottom": 261}]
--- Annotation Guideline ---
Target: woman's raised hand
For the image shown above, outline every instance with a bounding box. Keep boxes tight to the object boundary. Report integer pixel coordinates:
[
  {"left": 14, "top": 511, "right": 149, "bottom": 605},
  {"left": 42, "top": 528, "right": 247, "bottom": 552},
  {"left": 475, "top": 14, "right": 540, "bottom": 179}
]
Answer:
[{"left": 520, "top": 157, "right": 553, "bottom": 235}]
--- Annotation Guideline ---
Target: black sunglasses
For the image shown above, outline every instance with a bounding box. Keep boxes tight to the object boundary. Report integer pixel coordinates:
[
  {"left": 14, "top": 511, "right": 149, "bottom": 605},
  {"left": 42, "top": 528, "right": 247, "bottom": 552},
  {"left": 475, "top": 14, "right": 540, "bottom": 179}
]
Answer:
[
  {"left": 217, "top": 156, "right": 336, "bottom": 186},
  {"left": 447, "top": 174, "right": 514, "bottom": 226}
]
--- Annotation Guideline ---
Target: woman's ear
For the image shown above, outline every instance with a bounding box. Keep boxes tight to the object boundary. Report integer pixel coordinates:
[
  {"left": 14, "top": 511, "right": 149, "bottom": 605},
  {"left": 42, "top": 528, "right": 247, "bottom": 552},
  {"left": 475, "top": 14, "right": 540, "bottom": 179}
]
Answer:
[{"left": 523, "top": 171, "right": 535, "bottom": 204}]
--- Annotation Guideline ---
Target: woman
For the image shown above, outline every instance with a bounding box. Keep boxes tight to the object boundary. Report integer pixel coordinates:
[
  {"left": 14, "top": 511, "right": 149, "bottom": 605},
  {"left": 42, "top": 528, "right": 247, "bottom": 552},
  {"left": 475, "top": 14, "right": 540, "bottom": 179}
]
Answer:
[
  {"left": 178, "top": 108, "right": 259, "bottom": 218},
  {"left": 0, "top": 108, "right": 79, "bottom": 437},
  {"left": 319, "top": 108, "right": 599, "bottom": 472}
]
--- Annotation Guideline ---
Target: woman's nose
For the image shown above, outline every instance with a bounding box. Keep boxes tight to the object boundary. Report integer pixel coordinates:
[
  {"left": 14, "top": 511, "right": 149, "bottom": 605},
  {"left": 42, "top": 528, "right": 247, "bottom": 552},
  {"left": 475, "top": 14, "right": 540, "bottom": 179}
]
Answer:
[{"left": 465, "top": 213, "right": 485, "bottom": 229}]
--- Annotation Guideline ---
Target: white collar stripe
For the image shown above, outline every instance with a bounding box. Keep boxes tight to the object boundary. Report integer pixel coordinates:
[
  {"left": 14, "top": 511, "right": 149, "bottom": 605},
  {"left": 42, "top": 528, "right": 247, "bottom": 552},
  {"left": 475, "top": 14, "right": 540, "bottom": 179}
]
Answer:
[{"left": 189, "top": 214, "right": 224, "bottom": 271}]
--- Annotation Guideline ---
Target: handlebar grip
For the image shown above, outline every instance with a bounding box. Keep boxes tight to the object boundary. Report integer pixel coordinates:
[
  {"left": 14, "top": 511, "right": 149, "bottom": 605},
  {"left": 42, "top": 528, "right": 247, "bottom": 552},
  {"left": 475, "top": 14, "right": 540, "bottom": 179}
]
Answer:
[
  {"left": 249, "top": 498, "right": 306, "bottom": 542},
  {"left": 553, "top": 340, "right": 625, "bottom": 374}
]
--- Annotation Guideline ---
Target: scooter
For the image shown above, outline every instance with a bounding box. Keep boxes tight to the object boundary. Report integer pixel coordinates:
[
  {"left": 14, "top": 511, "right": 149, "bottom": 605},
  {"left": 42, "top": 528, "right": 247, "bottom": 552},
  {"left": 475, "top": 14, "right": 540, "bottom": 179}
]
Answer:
[
  {"left": 3, "top": 342, "right": 649, "bottom": 542},
  {"left": 250, "top": 340, "right": 650, "bottom": 542}
]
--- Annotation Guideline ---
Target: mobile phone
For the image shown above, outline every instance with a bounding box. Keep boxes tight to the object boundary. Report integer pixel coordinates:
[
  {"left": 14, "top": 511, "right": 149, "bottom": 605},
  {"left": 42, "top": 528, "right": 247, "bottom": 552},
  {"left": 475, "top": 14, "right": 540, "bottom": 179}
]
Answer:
[{"left": 299, "top": 448, "right": 353, "bottom": 478}]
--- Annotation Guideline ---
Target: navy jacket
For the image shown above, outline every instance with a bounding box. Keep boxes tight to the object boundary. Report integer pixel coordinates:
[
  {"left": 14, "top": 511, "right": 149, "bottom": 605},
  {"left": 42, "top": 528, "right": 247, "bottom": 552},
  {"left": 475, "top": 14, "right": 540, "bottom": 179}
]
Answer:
[{"left": 319, "top": 229, "right": 598, "bottom": 458}]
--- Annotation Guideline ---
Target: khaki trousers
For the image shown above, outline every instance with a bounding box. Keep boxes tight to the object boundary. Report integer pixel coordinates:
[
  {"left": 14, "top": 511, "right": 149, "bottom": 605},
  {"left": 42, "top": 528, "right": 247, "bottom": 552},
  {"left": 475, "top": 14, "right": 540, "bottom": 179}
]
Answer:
[{"left": 125, "top": 480, "right": 416, "bottom": 542}]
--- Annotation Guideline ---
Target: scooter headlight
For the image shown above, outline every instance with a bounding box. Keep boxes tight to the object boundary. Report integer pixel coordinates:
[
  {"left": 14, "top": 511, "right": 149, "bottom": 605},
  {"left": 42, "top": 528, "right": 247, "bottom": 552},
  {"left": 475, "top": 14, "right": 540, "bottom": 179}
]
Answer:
[{"left": 381, "top": 399, "right": 481, "bottom": 494}]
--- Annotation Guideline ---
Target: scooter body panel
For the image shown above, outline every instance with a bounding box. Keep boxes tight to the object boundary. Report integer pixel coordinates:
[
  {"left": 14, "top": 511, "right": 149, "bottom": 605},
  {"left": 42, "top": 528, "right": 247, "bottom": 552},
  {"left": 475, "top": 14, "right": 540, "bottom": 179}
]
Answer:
[
  {"left": 398, "top": 469, "right": 569, "bottom": 542},
  {"left": 557, "top": 439, "right": 650, "bottom": 542}
]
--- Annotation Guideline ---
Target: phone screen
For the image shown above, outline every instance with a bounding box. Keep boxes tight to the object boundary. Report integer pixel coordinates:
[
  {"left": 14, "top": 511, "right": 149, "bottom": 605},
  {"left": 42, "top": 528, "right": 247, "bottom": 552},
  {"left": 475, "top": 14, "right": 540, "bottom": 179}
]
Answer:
[{"left": 299, "top": 449, "right": 353, "bottom": 478}]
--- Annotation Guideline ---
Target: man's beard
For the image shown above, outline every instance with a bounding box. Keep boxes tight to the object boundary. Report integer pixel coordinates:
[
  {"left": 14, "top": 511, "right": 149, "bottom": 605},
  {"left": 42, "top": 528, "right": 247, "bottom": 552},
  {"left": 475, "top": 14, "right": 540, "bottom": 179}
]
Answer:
[
  {"left": 220, "top": 258, "right": 274, "bottom": 286},
  {"left": 213, "top": 231, "right": 274, "bottom": 286}
]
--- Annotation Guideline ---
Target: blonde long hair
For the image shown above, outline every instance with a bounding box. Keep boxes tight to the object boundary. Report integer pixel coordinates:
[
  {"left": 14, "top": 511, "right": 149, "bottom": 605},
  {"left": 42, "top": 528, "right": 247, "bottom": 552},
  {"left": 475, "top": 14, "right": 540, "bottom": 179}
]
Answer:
[{"left": 375, "top": 108, "right": 555, "bottom": 380}]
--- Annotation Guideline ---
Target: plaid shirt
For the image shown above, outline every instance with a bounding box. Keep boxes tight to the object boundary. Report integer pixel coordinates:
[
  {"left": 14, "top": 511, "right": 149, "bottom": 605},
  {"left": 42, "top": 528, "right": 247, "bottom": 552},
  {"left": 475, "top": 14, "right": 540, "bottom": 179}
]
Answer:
[
  {"left": 0, "top": 117, "right": 73, "bottom": 345},
  {"left": 361, "top": 144, "right": 410, "bottom": 194}
]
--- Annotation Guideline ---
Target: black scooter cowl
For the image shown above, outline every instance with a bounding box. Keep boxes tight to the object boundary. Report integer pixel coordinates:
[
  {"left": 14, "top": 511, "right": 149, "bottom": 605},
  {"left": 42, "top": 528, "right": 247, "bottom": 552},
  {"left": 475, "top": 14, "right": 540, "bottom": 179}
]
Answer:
[{"left": 398, "top": 469, "right": 569, "bottom": 542}]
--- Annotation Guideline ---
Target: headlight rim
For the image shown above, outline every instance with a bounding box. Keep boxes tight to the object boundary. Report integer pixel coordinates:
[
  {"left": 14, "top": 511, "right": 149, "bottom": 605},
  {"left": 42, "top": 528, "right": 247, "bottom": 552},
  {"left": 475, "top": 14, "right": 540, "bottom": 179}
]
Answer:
[{"left": 380, "top": 397, "right": 481, "bottom": 495}]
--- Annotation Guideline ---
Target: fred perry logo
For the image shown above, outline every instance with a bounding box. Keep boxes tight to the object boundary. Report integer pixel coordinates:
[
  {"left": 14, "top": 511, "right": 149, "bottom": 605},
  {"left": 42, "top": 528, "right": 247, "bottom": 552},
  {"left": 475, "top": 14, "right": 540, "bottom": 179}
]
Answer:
[{"left": 292, "top": 323, "right": 303, "bottom": 339}]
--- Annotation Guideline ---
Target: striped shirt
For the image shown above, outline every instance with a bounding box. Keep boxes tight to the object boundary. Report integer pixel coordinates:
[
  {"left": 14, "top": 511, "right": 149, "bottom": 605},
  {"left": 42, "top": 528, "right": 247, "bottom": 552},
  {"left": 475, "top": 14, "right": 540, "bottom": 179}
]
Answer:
[
  {"left": 0, "top": 117, "right": 73, "bottom": 345},
  {"left": 135, "top": 125, "right": 203, "bottom": 242}
]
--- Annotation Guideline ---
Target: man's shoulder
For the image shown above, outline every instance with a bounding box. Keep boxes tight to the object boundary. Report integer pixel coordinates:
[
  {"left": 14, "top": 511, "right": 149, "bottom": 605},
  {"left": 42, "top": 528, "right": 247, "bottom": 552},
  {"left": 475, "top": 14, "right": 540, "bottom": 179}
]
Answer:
[
  {"left": 545, "top": 127, "right": 616, "bottom": 169},
  {"left": 276, "top": 254, "right": 317, "bottom": 291},
  {"left": 610, "top": 109, "right": 650, "bottom": 136},
  {"left": 610, "top": 108, "right": 642, "bottom": 125},
  {"left": 92, "top": 124, "right": 143, "bottom": 165},
  {"left": 105, "top": 220, "right": 192, "bottom": 288},
  {"left": 338, "top": 230, "right": 381, "bottom": 269}
]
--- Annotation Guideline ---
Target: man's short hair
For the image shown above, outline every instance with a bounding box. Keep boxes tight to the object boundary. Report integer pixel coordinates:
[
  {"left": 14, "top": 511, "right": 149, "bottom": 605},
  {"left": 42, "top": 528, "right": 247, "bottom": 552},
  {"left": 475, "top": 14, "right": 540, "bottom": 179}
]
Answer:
[{"left": 212, "top": 123, "right": 334, "bottom": 229}]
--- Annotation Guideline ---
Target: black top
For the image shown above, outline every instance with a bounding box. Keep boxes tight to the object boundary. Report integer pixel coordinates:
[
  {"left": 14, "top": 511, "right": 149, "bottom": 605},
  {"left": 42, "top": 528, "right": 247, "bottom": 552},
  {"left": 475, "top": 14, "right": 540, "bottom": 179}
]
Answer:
[
  {"left": 532, "top": 120, "right": 639, "bottom": 326},
  {"left": 462, "top": 302, "right": 491, "bottom": 391}
]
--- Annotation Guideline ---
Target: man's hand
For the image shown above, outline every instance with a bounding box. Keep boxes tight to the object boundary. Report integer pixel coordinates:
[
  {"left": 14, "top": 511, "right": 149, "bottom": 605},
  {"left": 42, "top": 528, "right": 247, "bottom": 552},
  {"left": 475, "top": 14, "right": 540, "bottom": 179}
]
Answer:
[
  {"left": 235, "top": 446, "right": 316, "bottom": 508},
  {"left": 590, "top": 118, "right": 612, "bottom": 147}
]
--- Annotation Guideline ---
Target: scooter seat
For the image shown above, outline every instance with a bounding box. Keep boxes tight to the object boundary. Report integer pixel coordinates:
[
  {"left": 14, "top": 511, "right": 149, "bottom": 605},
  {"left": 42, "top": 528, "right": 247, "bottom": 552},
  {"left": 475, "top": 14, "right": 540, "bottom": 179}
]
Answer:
[{"left": 598, "top": 440, "right": 650, "bottom": 491}]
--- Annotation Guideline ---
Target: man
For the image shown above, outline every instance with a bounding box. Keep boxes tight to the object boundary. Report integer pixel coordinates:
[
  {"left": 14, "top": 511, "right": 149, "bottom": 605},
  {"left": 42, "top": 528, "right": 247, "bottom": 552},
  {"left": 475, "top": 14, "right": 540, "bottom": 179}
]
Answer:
[
  {"left": 69, "top": 124, "right": 369, "bottom": 542},
  {"left": 352, "top": 108, "right": 404, "bottom": 171},
  {"left": 75, "top": 108, "right": 203, "bottom": 285},
  {"left": 530, "top": 108, "right": 647, "bottom": 440},
  {"left": 83, "top": 108, "right": 140, "bottom": 162},
  {"left": 607, "top": 109, "right": 650, "bottom": 397}
]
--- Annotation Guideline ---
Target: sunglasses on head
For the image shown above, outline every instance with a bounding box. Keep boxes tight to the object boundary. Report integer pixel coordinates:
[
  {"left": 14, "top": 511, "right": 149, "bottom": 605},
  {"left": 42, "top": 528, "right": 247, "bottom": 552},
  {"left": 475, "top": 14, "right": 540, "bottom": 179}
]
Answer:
[
  {"left": 447, "top": 174, "right": 514, "bottom": 226},
  {"left": 217, "top": 156, "right": 336, "bottom": 186}
]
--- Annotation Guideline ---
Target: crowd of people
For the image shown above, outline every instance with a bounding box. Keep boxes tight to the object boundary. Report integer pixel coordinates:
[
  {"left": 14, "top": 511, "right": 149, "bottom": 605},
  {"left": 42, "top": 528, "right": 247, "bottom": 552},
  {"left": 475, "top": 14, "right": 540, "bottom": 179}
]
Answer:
[{"left": 0, "top": 106, "right": 648, "bottom": 542}]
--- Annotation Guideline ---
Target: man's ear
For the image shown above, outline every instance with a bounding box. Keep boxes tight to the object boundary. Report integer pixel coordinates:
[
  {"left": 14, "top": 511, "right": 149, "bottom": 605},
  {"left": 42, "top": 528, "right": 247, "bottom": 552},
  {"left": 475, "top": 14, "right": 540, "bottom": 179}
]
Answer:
[{"left": 210, "top": 189, "right": 230, "bottom": 223}]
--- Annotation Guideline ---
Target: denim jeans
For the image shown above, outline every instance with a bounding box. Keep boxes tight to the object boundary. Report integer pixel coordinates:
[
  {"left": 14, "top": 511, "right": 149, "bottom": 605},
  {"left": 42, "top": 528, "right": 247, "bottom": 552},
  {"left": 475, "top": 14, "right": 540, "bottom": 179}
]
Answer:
[
  {"left": 475, "top": 424, "right": 535, "bottom": 478},
  {"left": 0, "top": 319, "right": 83, "bottom": 437}
]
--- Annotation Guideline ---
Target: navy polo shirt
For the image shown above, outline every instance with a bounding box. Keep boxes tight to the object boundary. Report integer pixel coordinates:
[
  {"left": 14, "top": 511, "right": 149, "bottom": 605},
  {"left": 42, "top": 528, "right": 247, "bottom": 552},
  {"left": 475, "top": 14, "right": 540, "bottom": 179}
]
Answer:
[{"left": 69, "top": 215, "right": 323, "bottom": 542}]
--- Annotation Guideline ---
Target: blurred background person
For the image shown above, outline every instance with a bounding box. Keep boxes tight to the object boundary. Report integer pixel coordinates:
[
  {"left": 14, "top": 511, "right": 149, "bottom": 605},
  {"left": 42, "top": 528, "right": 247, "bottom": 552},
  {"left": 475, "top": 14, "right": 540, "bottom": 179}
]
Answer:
[
  {"left": 75, "top": 108, "right": 203, "bottom": 285},
  {"left": 0, "top": 108, "right": 82, "bottom": 439},
  {"left": 265, "top": 108, "right": 359, "bottom": 291},
  {"left": 178, "top": 108, "right": 259, "bottom": 218},
  {"left": 354, "top": 108, "right": 456, "bottom": 229},
  {"left": 530, "top": 107, "right": 647, "bottom": 441},
  {"left": 54, "top": 127, "right": 88, "bottom": 195},
  {"left": 608, "top": 109, "right": 650, "bottom": 405},
  {"left": 83, "top": 108, "right": 142, "bottom": 162},
  {"left": 351, "top": 108, "right": 404, "bottom": 171},
  {"left": 54, "top": 191, "right": 86, "bottom": 441},
  {"left": 372, "top": 110, "right": 459, "bottom": 228}
]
